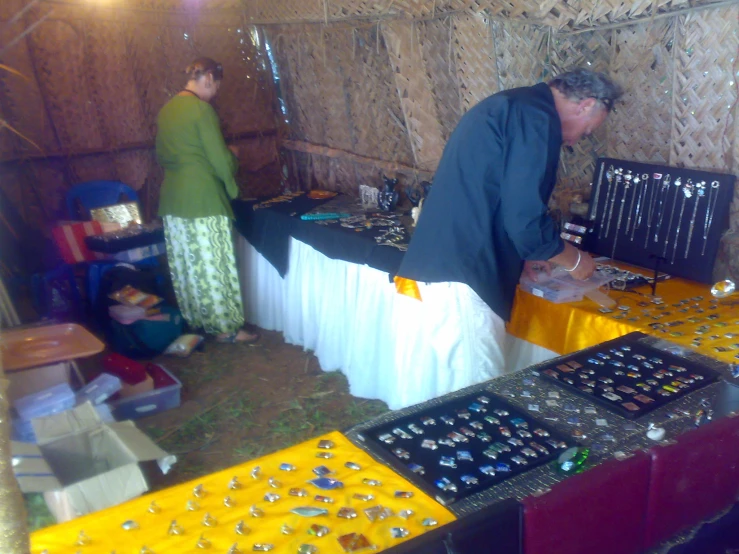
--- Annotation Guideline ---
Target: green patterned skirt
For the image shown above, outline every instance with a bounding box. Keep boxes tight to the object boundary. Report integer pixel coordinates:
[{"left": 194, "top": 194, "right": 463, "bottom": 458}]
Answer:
[{"left": 163, "top": 215, "right": 245, "bottom": 335}]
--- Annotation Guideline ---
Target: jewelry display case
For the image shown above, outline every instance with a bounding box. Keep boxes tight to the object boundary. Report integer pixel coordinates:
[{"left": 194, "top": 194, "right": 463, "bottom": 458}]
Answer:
[
  {"left": 584, "top": 158, "right": 736, "bottom": 283},
  {"left": 538, "top": 334, "right": 719, "bottom": 419},
  {"left": 352, "top": 393, "right": 574, "bottom": 505}
]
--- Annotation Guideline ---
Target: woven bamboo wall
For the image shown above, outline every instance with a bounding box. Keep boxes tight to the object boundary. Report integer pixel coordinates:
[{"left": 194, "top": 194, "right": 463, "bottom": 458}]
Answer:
[
  {"left": 263, "top": 4, "right": 738, "bottom": 278},
  {"left": 0, "top": 0, "right": 281, "bottom": 237},
  {"left": 0, "top": 0, "right": 737, "bottom": 278}
]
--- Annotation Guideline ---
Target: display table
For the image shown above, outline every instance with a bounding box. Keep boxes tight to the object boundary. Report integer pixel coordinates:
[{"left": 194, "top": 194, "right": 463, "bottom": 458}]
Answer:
[
  {"left": 508, "top": 274, "right": 738, "bottom": 364},
  {"left": 238, "top": 235, "right": 555, "bottom": 411},
  {"left": 29, "top": 334, "right": 738, "bottom": 554},
  {"left": 30, "top": 431, "right": 456, "bottom": 553},
  {"left": 234, "top": 196, "right": 555, "bottom": 411},
  {"left": 234, "top": 194, "right": 735, "bottom": 411}
]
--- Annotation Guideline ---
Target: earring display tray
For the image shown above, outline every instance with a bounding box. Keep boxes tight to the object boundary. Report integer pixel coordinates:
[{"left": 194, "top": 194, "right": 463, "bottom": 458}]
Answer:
[
  {"left": 538, "top": 335, "right": 720, "bottom": 419},
  {"left": 354, "top": 393, "right": 573, "bottom": 505},
  {"left": 585, "top": 158, "right": 736, "bottom": 284}
]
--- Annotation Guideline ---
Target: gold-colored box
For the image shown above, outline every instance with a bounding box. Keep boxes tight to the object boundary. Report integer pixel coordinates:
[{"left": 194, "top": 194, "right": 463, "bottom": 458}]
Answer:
[{"left": 90, "top": 202, "right": 142, "bottom": 226}]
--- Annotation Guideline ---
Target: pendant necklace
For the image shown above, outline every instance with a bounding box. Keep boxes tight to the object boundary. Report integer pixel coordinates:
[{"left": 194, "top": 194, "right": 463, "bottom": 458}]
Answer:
[
  {"left": 599, "top": 166, "right": 616, "bottom": 239},
  {"left": 653, "top": 174, "right": 671, "bottom": 243},
  {"left": 633, "top": 173, "right": 650, "bottom": 234},
  {"left": 590, "top": 161, "right": 606, "bottom": 222},
  {"left": 701, "top": 181, "right": 720, "bottom": 256},
  {"left": 671, "top": 179, "right": 693, "bottom": 264},
  {"left": 604, "top": 167, "right": 622, "bottom": 238},
  {"left": 662, "top": 176, "right": 682, "bottom": 257},
  {"left": 611, "top": 171, "right": 632, "bottom": 259},
  {"left": 644, "top": 173, "right": 663, "bottom": 247},
  {"left": 685, "top": 181, "right": 705, "bottom": 258},
  {"left": 625, "top": 173, "right": 641, "bottom": 237}
]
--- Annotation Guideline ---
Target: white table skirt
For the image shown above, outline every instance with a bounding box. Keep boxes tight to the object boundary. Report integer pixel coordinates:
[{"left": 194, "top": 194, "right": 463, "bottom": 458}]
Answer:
[{"left": 237, "top": 235, "right": 557, "bottom": 410}]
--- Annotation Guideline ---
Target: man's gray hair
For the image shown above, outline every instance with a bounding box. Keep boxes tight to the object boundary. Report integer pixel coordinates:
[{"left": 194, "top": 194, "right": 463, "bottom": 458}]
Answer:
[{"left": 549, "top": 68, "right": 623, "bottom": 112}]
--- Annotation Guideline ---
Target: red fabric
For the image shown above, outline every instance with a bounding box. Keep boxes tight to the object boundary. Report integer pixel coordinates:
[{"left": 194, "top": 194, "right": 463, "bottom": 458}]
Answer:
[
  {"left": 51, "top": 221, "right": 113, "bottom": 264},
  {"left": 523, "top": 451, "right": 650, "bottom": 554},
  {"left": 102, "top": 353, "right": 148, "bottom": 385},
  {"left": 645, "top": 415, "right": 739, "bottom": 548}
]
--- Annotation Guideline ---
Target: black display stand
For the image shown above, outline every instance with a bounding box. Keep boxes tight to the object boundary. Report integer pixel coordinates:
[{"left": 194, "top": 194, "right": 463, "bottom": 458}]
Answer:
[
  {"left": 538, "top": 333, "right": 720, "bottom": 419},
  {"left": 384, "top": 498, "right": 522, "bottom": 554},
  {"left": 584, "top": 158, "right": 735, "bottom": 284},
  {"left": 354, "top": 393, "right": 573, "bottom": 505}
]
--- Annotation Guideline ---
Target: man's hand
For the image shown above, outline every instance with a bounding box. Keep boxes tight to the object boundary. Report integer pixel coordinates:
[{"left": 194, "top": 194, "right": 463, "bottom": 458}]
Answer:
[
  {"left": 549, "top": 242, "right": 596, "bottom": 281},
  {"left": 522, "top": 260, "right": 552, "bottom": 282},
  {"left": 568, "top": 250, "right": 596, "bottom": 280}
]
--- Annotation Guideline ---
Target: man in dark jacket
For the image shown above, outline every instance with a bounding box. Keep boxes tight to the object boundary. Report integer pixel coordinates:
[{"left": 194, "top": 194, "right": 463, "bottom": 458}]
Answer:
[{"left": 397, "top": 68, "right": 622, "bottom": 397}]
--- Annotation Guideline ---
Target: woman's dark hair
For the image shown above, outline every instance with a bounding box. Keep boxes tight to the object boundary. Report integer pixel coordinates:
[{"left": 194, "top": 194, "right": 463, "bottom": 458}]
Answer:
[
  {"left": 549, "top": 68, "right": 623, "bottom": 112},
  {"left": 185, "top": 57, "right": 224, "bottom": 82}
]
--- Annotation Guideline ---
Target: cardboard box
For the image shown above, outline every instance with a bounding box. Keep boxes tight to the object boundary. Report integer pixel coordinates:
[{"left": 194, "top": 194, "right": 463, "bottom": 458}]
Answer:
[
  {"left": 11, "top": 402, "right": 175, "bottom": 522},
  {"left": 6, "top": 361, "right": 73, "bottom": 403}
]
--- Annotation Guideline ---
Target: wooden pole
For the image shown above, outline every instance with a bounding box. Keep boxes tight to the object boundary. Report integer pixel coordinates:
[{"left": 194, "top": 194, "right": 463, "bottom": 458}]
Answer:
[
  {"left": 281, "top": 139, "right": 434, "bottom": 180},
  {"left": 0, "top": 356, "right": 30, "bottom": 553}
]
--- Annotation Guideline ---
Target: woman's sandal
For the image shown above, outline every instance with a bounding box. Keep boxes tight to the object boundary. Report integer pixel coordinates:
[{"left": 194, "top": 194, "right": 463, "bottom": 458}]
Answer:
[{"left": 216, "top": 329, "right": 260, "bottom": 344}]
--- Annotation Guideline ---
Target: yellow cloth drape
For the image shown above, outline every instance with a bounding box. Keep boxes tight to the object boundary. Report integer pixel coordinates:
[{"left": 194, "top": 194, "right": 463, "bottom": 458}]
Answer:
[
  {"left": 508, "top": 275, "right": 739, "bottom": 364},
  {"left": 31, "top": 431, "right": 455, "bottom": 553},
  {"left": 394, "top": 277, "right": 422, "bottom": 301}
]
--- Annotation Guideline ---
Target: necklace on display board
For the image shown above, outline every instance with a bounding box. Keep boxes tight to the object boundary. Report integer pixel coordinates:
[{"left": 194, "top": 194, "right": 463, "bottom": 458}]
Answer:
[
  {"left": 671, "top": 179, "right": 693, "bottom": 264},
  {"left": 662, "top": 176, "right": 682, "bottom": 257},
  {"left": 685, "top": 181, "right": 706, "bottom": 258},
  {"left": 653, "top": 174, "right": 671, "bottom": 244},
  {"left": 590, "top": 161, "right": 606, "bottom": 222},
  {"left": 599, "top": 165, "right": 616, "bottom": 239},
  {"left": 625, "top": 173, "right": 641, "bottom": 237},
  {"left": 701, "top": 181, "right": 720, "bottom": 256},
  {"left": 604, "top": 167, "right": 623, "bottom": 239},
  {"left": 644, "top": 173, "right": 662, "bottom": 247},
  {"left": 632, "top": 173, "right": 651, "bottom": 242},
  {"left": 611, "top": 170, "right": 633, "bottom": 259}
]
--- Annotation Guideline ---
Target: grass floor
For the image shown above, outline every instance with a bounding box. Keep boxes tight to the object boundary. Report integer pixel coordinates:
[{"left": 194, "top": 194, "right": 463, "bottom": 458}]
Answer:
[{"left": 25, "top": 328, "right": 389, "bottom": 531}]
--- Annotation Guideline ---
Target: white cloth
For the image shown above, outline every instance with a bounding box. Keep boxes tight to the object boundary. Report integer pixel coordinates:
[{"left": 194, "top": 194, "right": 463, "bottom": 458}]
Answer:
[{"left": 237, "top": 235, "right": 556, "bottom": 410}]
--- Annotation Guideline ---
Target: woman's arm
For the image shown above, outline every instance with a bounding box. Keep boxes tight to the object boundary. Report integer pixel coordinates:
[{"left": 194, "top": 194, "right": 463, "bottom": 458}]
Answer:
[{"left": 196, "top": 103, "right": 240, "bottom": 199}]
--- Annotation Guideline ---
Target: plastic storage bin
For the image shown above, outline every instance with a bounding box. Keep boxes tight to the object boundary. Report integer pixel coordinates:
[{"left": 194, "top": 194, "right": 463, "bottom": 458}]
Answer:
[
  {"left": 15, "top": 383, "right": 75, "bottom": 421},
  {"left": 109, "top": 364, "right": 182, "bottom": 421},
  {"left": 76, "top": 373, "right": 122, "bottom": 405},
  {"left": 519, "top": 267, "right": 615, "bottom": 304}
]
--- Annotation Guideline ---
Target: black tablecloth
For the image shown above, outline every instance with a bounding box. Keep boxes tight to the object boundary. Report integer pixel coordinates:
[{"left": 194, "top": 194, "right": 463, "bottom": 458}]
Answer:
[{"left": 232, "top": 196, "right": 406, "bottom": 277}]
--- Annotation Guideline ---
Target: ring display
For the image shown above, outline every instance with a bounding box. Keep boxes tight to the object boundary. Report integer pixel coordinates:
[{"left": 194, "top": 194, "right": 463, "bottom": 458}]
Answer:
[
  {"left": 355, "top": 393, "right": 573, "bottom": 505},
  {"left": 538, "top": 335, "right": 719, "bottom": 419}
]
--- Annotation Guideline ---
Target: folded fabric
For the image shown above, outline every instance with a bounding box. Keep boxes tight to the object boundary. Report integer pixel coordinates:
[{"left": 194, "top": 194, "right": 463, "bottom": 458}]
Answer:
[{"left": 52, "top": 221, "right": 121, "bottom": 263}]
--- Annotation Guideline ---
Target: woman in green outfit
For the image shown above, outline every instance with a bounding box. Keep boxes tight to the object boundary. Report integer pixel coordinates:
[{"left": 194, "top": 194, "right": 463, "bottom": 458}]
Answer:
[{"left": 156, "top": 57, "right": 258, "bottom": 343}]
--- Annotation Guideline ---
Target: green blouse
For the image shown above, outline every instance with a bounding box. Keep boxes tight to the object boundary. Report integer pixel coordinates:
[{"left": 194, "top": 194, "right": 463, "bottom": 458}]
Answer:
[{"left": 156, "top": 95, "right": 239, "bottom": 219}]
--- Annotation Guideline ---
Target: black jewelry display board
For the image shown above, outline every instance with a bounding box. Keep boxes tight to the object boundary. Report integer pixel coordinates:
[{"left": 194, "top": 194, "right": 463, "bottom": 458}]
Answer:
[
  {"left": 538, "top": 334, "right": 720, "bottom": 419},
  {"left": 584, "top": 158, "right": 736, "bottom": 284},
  {"left": 353, "top": 393, "right": 573, "bottom": 505}
]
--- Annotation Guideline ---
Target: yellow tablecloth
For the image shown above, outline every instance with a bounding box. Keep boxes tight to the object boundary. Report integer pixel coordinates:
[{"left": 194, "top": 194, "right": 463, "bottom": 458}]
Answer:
[
  {"left": 31, "top": 431, "right": 455, "bottom": 553},
  {"left": 508, "top": 275, "right": 739, "bottom": 365}
]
